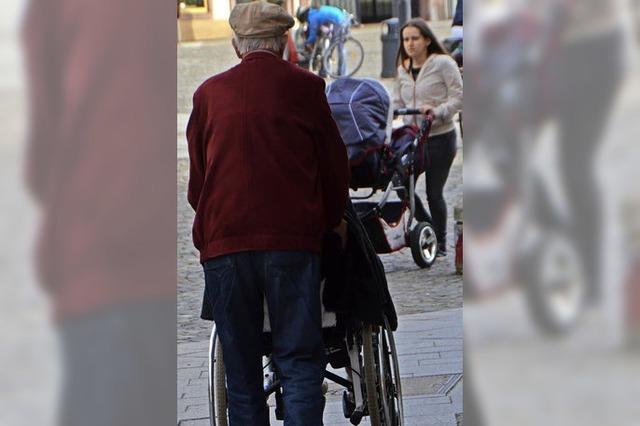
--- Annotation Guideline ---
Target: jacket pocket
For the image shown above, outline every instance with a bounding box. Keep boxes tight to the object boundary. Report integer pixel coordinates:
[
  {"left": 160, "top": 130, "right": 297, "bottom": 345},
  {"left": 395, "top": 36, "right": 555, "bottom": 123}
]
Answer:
[{"left": 202, "top": 257, "right": 235, "bottom": 325}]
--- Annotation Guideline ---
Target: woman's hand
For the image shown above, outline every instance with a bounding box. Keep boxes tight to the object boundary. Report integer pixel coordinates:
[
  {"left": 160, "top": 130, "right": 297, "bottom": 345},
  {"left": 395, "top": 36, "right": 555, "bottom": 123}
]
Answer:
[{"left": 419, "top": 105, "right": 434, "bottom": 115}]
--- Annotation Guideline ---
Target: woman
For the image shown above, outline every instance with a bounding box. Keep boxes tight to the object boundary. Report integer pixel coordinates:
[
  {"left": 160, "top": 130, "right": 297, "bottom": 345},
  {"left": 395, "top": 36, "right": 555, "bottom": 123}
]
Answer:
[{"left": 393, "top": 18, "right": 462, "bottom": 257}]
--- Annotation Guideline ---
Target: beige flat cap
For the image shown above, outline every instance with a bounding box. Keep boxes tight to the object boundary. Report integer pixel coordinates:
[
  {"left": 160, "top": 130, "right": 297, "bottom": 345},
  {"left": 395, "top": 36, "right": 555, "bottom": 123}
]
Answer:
[{"left": 229, "top": 1, "right": 294, "bottom": 38}]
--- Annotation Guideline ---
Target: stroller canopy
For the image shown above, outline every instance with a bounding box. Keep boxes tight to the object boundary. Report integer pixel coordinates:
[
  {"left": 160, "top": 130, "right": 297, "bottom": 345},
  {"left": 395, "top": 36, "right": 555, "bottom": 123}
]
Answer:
[{"left": 326, "top": 78, "right": 390, "bottom": 165}]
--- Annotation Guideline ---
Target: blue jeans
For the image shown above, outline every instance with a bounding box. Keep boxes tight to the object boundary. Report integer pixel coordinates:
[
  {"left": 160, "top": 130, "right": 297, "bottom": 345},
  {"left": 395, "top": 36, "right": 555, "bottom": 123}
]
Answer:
[
  {"left": 332, "top": 22, "right": 349, "bottom": 76},
  {"left": 203, "top": 251, "right": 325, "bottom": 426},
  {"left": 318, "top": 22, "right": 349, "bottom": 77}
]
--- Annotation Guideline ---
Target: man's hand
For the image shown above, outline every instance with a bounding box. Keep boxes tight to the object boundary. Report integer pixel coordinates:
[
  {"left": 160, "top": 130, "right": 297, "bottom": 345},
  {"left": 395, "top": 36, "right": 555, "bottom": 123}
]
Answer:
[
  {"left": 304, "top": 43, "right": 313, "bottom": 52},
  {"left": 333, "top": 219, "right": 348, "bottom": 249}
]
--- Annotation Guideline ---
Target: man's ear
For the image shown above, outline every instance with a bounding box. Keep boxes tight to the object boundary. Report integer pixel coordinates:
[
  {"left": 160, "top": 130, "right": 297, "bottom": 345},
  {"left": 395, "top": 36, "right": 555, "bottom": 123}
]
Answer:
[
  {"left": 279, "top": 34, "right": 288, "bottom": 57},
  {"left": 231, "top": 38, "right": 242, "bottom": 59}
]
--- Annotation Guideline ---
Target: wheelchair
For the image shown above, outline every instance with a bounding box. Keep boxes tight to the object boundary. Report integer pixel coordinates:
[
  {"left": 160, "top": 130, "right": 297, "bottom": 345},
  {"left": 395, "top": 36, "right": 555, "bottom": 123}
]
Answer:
[{"left": 207, "top": 309, "right": 403, "bottom": 425}]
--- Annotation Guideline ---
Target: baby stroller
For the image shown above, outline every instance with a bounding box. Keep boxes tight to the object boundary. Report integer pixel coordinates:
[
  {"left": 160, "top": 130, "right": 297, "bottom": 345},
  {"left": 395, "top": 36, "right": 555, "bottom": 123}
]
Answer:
[
  {"left": 327, "top": 78, "right": 438, "bottom": 268},
  {"left": 207, "top": 202, "right": 404, "bottom": 426}
]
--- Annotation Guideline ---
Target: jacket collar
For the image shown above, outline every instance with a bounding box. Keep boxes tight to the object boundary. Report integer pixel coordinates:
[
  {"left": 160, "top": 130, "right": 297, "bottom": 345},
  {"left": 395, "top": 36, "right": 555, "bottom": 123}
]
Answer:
[
  {"left": 242, "top": 50, "right": 281, "bottom": 62},
  {"left": 401, "top": 54, "right": 439, "bottom": 81}
]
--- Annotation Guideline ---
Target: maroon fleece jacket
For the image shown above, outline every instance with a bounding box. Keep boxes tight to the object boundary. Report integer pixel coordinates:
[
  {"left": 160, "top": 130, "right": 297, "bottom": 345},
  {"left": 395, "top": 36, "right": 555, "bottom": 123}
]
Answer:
[{"left": 186, "top": 51, "right": 350, "bottom": 263}]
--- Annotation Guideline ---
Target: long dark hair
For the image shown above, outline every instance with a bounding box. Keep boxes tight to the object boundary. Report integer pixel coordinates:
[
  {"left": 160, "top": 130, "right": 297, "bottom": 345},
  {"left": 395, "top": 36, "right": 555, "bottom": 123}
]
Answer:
[{"left": 395, "top": 18, "right": 448, "bottom": 70}]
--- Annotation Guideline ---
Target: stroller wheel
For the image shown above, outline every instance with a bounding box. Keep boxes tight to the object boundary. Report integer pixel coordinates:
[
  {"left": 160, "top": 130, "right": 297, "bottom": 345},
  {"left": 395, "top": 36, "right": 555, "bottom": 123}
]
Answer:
[{"left": 410, "top": 222, "right": 437, "bottom": 268}]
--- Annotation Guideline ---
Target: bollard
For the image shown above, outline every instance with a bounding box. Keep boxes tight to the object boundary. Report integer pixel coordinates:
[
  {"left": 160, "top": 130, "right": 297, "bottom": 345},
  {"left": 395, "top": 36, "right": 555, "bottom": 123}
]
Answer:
[
  {"left": 380, "top": 18, "right": 399, "bottom": 78},
  {"left": 454, "top": 205, "right": 463, "bottom": 275}
]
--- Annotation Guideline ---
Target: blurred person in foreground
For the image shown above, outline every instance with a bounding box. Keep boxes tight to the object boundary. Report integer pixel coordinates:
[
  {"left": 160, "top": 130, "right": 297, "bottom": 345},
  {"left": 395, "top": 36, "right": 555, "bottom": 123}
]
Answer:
[
  {"left": 549, "top": 0, "right": 629, "bottom": 305},
  {"left": 21, "top": 0, "right": 176, "bottom": 425},
  {"left": 186, "top": 2, "right": 349, "bottom": 424},
  {"left": 464, "top": 0, "right": 630, "bottom": 304},
  {"left": 393, "top": 18, "right": 463, "bottom": 258}
]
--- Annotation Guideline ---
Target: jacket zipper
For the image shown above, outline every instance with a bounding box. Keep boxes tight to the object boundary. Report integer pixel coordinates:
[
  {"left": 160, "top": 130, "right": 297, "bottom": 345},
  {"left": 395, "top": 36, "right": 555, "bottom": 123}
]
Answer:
[{"left": 412, "top": 80, "right": 417, "bottom": 127}]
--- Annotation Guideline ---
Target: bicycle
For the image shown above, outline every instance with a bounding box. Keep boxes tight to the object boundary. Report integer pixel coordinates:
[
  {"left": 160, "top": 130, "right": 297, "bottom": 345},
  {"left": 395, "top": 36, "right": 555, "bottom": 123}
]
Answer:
[{"left": 294, "top": 20, "right": 364, "bottom": 78}]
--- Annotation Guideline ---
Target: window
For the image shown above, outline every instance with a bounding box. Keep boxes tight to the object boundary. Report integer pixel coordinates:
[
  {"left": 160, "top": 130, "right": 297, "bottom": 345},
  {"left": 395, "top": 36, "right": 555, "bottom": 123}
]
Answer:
[{"left": 180, "top": 0, "right": 209, "bottom": 15}]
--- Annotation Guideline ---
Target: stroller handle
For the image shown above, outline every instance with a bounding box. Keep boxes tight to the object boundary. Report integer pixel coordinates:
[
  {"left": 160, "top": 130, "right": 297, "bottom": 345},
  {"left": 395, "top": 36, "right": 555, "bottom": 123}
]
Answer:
[
  {"left": 393, "top": 109, "right": 435, "bottom": 121},
  {"left": 393, "top": 108, "right": 421, "bottom": 116}
]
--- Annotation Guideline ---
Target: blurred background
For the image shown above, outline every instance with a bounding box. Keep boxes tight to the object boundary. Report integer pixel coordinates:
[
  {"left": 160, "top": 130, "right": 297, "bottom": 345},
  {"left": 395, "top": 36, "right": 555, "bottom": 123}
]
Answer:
[{"left": 464, "top": 0, "right": 640, "bottom": 424}]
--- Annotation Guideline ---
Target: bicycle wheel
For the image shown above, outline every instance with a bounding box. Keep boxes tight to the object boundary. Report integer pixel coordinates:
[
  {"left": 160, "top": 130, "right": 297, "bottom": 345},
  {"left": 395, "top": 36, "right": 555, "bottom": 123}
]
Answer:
[
  {"left": 208, "top": 326, "right": 228, "bottom": 426},
  {"left": 323, "top": 36, "right": 364, "bottom": 78}
]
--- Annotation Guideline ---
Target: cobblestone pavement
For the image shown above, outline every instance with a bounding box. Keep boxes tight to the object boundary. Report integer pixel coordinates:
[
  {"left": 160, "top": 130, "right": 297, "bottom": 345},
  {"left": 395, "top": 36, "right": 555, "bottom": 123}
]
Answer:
[{"left": 178, "top": 22, "right": 462, "bottom": 345}]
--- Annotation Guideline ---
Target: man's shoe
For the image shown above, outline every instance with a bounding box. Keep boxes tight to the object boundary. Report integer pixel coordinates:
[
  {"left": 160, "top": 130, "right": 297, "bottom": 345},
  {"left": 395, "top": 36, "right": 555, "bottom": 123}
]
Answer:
[{"left": 436, "top": 247, "right": 447, "bottom": 258}]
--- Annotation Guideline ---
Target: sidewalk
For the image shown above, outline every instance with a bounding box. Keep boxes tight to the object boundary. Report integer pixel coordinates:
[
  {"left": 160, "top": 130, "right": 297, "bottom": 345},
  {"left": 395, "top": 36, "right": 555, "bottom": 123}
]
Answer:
[{"left": 177, "top": 308, "right": 462, "bottom": 426}]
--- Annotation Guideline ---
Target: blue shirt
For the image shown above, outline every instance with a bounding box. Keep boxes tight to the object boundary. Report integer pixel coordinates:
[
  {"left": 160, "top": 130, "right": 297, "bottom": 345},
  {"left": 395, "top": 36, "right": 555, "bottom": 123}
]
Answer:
[{"left": 306, "top": 6, "right": 349, "bottom": 45}]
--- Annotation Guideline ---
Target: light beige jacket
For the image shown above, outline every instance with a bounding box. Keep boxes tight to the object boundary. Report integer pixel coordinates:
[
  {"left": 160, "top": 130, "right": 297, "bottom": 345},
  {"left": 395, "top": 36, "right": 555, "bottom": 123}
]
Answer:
[{"left": 392, "top": 54, "right": 463, "bottom": 136}]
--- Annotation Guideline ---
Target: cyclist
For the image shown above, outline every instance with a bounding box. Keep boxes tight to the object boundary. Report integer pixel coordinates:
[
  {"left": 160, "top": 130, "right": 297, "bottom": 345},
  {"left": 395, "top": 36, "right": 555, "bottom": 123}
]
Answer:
[{"left": 297, "top": 4, "right": 350, "bottom": 76}]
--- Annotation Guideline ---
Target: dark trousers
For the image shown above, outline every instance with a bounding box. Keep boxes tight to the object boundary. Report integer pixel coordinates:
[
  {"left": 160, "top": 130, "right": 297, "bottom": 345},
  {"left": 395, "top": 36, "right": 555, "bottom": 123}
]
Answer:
[
  {"left": 425, "top": 130, "right": 458, "bottom": 249},
  {"left": 552, "top": 30, "right": 623, "bottom": 300},
  {"left": 203, "top": 251, "right": 325, "bottom": 426}
]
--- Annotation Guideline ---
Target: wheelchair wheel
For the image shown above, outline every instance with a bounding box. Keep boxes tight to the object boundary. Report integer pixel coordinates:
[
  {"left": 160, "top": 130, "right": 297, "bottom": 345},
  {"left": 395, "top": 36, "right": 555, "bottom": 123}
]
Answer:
[
  {"left": 379, "top": 315, "right": 403, "bottom": 425},
  {"left": 323, "top": 36, "right": 364, "bottom": 78},
  {"left": 208, "top": 326, "right": 228, "bottom": 426},
  {"left": 362, "top": 322, "right": 403, "bottom": 425},
  {"left": 362, "top": 324, "right": 383, "bottom": 425},
  {"left": 410, "top": 222, "right": 437, "bottom": 268}
]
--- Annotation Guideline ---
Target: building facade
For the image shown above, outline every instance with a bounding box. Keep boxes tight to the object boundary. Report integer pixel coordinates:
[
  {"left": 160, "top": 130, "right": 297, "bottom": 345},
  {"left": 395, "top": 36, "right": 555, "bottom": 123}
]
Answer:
[{"left": 177, "top": 0, "right": 455, "bottom": 41}]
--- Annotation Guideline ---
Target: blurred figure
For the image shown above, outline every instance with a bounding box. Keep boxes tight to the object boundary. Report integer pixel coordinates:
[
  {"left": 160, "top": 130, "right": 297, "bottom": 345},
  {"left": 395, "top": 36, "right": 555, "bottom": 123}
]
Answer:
[
  {"left": 551, "top": 0, "right": 627, "bottom": 305},
  {"left": 446, "top": 0, "right": 464, "bottom": 67},
  {"left": 21, "top": 0, "right": 176, "bottom": 424},
  {"left": 266, "top": 0, "right": 300, "bottom": 64},
  {"left": 465, "top": 0, "right": 631, "bottom": 333},
  {"left": 464, "top": 0, "right": 639, "bottom": 424},
  {"left": 452, "top": 0, "right": 463, "bottom": 34}
]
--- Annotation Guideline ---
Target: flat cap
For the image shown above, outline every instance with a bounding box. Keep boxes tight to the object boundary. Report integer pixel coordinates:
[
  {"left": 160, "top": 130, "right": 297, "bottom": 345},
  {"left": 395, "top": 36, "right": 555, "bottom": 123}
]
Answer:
[{"left": 229, "top": 2, "right": 295, "bottom": 38}]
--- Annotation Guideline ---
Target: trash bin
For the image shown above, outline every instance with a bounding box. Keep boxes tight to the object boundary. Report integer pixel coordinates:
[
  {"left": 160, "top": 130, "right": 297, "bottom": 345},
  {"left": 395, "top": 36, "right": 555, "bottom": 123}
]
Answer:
[{"left": 380, "top": 18, "right": 399, "bottom": 78}]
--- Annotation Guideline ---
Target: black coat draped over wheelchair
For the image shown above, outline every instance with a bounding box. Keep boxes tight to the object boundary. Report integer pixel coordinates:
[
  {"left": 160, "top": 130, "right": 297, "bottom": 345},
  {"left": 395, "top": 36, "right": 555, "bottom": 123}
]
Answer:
[{"left": 322, "top": 200, "right": 398, "bottom": 332}]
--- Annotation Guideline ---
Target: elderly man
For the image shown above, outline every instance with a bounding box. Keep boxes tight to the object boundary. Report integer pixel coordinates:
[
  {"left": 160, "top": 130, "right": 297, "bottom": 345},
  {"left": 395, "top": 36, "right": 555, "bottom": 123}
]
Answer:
[{"left": 186, "top": 2, "right": 349, "bottom": 425}]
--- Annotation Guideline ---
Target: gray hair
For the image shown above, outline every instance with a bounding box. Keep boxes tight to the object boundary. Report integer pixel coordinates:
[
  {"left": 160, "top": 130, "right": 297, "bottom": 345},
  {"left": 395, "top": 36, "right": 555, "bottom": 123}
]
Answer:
[{"left": 233, "top": 34, "right": 286, "bottom": 55}]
